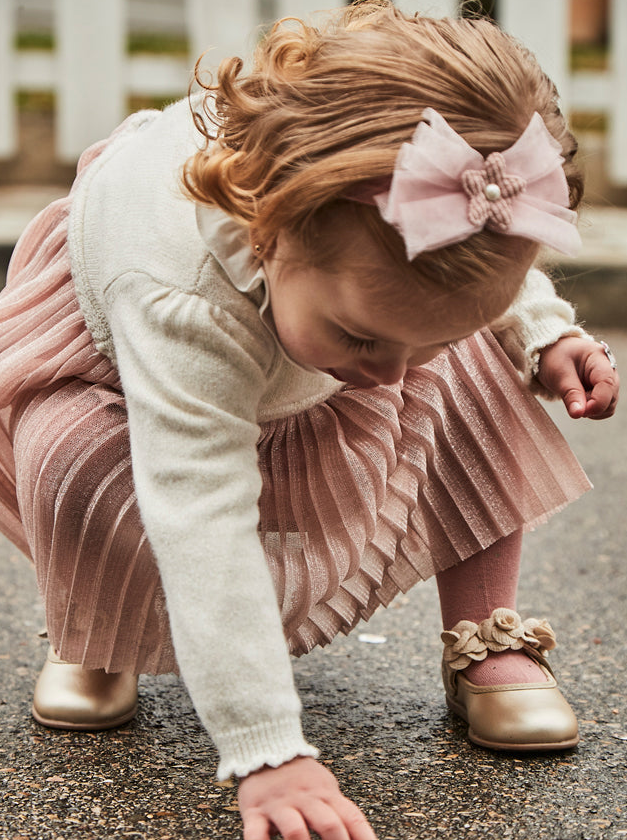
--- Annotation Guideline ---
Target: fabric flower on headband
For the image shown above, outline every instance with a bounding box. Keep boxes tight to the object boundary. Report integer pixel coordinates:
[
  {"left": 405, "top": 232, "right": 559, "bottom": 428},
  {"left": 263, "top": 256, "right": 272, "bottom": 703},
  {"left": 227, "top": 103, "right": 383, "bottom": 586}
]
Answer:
[
  {"left": 349, "top": 108, "right": 581, "bottom": 260},
  {"left": 462, "top": 152, "right": 526, "bottom": 230}
]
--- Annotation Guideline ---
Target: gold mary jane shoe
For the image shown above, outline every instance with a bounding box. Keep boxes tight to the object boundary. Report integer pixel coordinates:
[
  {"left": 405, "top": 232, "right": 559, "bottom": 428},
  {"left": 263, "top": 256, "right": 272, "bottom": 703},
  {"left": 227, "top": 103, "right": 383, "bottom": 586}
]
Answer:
[
  {"left": 441, "top": 608, "right": 579, "bottom": 751},
  {"left": 32, "top": 647, "right": 138, "bottom": 731}
]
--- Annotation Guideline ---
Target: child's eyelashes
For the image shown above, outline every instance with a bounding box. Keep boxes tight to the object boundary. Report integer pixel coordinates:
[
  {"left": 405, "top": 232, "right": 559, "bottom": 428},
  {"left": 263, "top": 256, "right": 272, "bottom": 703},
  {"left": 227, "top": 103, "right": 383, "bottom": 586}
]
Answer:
[{"left": 339, "top": 331, "right": 378, "bottom": 354}]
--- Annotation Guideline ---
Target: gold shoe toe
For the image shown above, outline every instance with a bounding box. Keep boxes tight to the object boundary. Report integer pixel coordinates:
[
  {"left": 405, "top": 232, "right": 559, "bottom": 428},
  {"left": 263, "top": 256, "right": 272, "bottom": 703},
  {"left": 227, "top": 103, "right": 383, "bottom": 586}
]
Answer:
[
  {"left": 445, "top": 667, "right": 579, "bottom": 751},
  {"left": 32, "top": 648, "right": 138, "bottom": 731}
]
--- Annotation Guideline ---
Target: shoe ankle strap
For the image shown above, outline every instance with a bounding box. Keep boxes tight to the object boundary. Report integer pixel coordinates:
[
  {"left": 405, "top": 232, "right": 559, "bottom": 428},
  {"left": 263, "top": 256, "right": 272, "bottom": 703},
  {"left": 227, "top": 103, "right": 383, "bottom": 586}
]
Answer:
[{"left": 441, "top": 607, "right": 557, "bottom": 672}]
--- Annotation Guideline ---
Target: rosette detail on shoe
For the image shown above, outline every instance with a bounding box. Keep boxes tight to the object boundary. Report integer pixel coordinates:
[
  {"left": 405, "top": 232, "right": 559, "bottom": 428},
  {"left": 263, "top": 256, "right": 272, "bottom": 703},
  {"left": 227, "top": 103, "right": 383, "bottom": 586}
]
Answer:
[
  {"left": 521, "top": 617, "right": 558, "bottom": 654},
  {"left": 441, "top": 620, "right": 489, "bottom": 670},
  {"left": 441, "top": 608, "right": 557, "bottom": 671}
]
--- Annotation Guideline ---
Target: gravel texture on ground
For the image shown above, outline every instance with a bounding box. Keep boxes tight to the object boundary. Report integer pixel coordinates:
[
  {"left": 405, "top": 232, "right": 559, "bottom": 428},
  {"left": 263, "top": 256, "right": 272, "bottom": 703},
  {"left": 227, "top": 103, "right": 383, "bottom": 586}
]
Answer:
[{"left": 1, "top": 333, "right": 625, "bottom": 840}]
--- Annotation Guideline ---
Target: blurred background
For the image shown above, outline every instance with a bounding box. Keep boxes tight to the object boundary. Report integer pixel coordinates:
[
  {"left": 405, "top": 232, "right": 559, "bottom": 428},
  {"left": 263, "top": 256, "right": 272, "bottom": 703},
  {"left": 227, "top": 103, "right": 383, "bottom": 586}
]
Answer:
[
  {"left": 0, "top": 0, "right": 626, "bottom": 327},
  {"left": 0, "top": 10, "right": 625, "bottom": 836}
]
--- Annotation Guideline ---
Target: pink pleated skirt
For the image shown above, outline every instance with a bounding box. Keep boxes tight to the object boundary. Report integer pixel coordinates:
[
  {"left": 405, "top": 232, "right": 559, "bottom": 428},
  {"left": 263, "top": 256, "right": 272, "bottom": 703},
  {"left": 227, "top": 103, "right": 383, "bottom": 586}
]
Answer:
[{"left": 0, "top": 139, "right": 591, "bottom": 674}]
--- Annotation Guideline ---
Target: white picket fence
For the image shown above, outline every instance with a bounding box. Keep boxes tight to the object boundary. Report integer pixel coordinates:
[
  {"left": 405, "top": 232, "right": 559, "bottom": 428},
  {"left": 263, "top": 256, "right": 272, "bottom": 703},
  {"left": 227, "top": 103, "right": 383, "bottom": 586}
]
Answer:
[{"left": 1, "top": 0, "right": 626, "bottom": 184}]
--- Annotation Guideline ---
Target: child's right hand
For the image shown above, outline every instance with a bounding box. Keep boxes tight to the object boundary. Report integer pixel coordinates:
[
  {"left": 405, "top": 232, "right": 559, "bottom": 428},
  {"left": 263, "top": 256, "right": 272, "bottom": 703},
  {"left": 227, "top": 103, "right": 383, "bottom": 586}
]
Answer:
[{"left": 238, "top": 756, "right": 378, "bottom": 840}]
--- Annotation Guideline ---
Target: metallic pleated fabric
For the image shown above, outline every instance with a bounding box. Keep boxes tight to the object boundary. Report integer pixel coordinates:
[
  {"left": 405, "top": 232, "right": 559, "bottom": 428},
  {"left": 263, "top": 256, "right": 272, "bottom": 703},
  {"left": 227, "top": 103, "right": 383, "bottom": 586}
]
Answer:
[{"left": 0, "top": 142, "right": 591, "bottom": 674}]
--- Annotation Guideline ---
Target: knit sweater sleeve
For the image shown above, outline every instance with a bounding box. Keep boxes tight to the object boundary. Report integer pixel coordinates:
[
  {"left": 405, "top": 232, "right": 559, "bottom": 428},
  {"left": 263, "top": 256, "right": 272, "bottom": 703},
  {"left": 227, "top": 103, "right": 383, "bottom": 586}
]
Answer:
[
  {"left": 104, "top": 269, "right": 318, "bottom": 779},
  {"left": 489, "top": 267, "right": 594, "bottom": 399}
]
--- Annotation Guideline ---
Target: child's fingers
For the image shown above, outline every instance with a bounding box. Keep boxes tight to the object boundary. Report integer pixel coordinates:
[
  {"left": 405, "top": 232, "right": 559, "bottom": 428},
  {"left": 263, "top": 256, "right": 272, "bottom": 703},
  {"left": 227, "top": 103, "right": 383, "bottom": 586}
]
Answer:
[
  {"left": 537, "top": 336, "right": 619, "bottom": 420},
  {"left": 554, "top": 359, "right": 617, "bottom": 419},
  {"left": 583, "top": 358, "right": 619, "bottom": 419},
  {"left": 237, "top": 758, "right": 378, "bottom": 840},
  {"left": 556, "top": 378, "right": 587, "bottom": 418},
  {"left": 268, "top": 806, "right": 313, "bottom": 840},
  {"left": 300, "top": 800, "right": 352, "bottom": 840},
  {"left": 242, "top": 809, "right": 273, "bottom": 840},
  {"left": 333, "top": 796, "right": 379, "bottom": 840},
  {"left": 242, "top": 798, "right": 377, "bottom": 840},
  {"left": 584, "top": 381, "right": 619, "bottom": 419}
]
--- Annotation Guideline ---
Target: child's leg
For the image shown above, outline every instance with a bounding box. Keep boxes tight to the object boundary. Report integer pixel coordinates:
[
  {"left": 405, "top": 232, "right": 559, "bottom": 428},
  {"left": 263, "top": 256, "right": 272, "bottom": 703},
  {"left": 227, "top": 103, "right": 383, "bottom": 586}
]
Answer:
[
  {"left": 0, "top": 406, "right": 30, "bottom": 556},
  {"left": 11, "top": 379, "right": 176, "bottom": 675},
  {"left": 436, "top": 531, "right": 578, "bottom": 750},
  {"left": 436, "top": 531, "right": 545, "bottom": 685}
]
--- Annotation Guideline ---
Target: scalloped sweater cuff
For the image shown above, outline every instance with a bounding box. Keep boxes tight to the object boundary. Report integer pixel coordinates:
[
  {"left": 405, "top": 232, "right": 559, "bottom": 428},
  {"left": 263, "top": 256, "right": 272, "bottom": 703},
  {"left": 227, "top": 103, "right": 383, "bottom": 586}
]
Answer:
[{"left": 215, "top": 715, "right": 320, "bottom": 780}]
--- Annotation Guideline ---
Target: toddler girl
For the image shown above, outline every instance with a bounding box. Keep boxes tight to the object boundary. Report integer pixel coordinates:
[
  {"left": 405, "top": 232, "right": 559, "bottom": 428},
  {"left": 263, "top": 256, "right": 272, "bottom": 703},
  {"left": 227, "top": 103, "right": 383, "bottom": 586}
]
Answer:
[{"left": 0, "top": 4, "right": 619, "bottom": 839}]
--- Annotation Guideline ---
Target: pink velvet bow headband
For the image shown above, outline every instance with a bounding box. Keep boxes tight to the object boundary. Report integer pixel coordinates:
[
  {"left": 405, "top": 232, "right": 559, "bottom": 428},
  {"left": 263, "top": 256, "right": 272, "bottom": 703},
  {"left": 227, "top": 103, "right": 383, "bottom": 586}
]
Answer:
[{"left": 349, "top": 108, "right": 581, "bottom": 259}]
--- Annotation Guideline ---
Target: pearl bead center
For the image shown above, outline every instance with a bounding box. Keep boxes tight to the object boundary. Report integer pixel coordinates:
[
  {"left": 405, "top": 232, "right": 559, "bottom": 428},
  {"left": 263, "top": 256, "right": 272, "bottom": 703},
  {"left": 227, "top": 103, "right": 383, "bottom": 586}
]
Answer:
[{"left": 484, "top": 183, "right": 502, "bottom": 201}]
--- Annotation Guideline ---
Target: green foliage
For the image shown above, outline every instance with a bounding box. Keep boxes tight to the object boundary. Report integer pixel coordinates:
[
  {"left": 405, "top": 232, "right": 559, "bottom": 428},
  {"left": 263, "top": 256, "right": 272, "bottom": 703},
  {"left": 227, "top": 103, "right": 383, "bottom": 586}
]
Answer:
[
  {"left": 16, "top": 91, "right": 55, "bottom": 112},
  {"left": 15, "top": 31, "right": 54, "bottom": 50},
  {"left": 570, "top": 43, "right": 608, "bottom": 72},
  {"left": 127, "top": 33, "right": 189, "bottom": 55},
  {"left": 16, "top": 31, "right": 189, "bottom": 55},
  {"left": 570, "top": 111, "right": 607, "bottom": 133}
]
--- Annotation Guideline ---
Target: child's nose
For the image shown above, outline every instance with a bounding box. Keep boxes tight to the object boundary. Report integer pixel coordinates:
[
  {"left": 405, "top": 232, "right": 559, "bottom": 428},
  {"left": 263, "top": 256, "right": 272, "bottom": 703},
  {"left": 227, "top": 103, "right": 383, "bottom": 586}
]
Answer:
[{"left": 358, "top": 356, "right": 408, "bottom": 385}]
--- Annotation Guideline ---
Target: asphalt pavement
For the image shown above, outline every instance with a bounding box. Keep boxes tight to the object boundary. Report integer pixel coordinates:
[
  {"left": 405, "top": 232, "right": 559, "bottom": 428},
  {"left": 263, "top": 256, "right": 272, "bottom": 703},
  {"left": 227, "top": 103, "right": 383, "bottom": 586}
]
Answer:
[
  {"left": 1, "top": 179, "right": 627, "bottom": 840},
  {"left": 0, "top": 328, "right": 626, "bottom": 839}
]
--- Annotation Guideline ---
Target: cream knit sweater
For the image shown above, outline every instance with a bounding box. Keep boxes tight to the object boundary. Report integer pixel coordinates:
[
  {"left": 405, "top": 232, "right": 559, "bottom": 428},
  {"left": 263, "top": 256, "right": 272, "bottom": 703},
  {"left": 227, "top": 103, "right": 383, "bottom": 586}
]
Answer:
[{"left": 68, "top": 97, "right": 588, "bottom": 778}]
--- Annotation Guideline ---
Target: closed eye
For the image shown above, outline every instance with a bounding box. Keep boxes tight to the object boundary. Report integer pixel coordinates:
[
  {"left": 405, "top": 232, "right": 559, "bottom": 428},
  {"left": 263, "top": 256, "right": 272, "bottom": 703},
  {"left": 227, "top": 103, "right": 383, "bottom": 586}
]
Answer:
[{"left": 340, "top": 331, "right": 378, "bottom": 354}]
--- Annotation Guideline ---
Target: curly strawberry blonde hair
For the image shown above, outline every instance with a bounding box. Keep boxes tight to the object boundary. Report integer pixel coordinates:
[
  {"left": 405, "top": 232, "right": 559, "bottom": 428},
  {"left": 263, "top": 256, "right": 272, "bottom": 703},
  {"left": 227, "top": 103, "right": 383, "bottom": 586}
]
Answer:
[{"left": 182, "top": 0, "right": 582, "bottom": 293}]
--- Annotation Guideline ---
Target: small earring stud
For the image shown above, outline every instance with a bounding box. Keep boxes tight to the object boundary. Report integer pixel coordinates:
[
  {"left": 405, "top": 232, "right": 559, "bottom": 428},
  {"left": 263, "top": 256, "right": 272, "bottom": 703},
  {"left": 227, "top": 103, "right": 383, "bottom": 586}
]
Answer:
[{"left": 254, "top": 244, "right": 262, "bottom": 254}]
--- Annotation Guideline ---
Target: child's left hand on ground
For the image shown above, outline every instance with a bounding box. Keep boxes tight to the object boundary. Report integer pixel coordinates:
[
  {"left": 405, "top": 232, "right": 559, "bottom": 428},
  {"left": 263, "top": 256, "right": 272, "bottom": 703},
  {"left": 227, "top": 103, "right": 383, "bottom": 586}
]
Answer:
[{"left": 536, "top": 336, "right": 619, "bottom": 420}]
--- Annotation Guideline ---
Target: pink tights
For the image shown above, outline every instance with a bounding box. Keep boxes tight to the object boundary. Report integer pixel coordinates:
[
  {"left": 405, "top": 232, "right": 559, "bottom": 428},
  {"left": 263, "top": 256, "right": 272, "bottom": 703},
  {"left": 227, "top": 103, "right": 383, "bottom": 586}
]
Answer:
[{"left": 436, "top": 531, "right": 545, "bottom": 685}]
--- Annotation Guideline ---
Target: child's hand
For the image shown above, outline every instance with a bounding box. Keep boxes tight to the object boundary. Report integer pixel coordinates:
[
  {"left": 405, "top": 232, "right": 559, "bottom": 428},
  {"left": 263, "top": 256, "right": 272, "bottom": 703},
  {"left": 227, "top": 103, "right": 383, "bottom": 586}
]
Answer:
[
  {"left": 536, "top": 336, "right": 619, "bottom": 420},
  {"left": 238, "top": 756, "right": 378, "bottom": 840}
]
